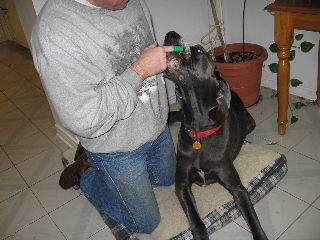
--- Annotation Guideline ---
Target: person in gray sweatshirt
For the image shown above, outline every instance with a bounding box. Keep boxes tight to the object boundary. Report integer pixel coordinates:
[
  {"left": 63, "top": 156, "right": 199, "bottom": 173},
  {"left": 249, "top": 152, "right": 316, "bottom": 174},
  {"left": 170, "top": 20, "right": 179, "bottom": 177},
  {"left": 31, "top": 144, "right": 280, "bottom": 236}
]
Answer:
[{"left": 31, "top": 0, "right": 176, "bottom": 234}]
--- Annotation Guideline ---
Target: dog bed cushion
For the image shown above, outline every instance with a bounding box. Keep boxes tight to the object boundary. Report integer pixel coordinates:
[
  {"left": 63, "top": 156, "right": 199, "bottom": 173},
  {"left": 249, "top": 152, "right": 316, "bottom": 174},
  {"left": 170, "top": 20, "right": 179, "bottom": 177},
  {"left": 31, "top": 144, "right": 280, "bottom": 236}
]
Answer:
[{"left": 62, "top": 141, "right": 287, "bottom": 240}]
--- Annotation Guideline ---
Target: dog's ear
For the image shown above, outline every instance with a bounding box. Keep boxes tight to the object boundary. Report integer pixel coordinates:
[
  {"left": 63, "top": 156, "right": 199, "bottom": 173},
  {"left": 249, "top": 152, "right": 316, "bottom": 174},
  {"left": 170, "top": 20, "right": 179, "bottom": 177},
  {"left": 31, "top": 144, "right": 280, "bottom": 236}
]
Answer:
[{"left": 214, "top": 68, "right": 231, "bottom": 109}]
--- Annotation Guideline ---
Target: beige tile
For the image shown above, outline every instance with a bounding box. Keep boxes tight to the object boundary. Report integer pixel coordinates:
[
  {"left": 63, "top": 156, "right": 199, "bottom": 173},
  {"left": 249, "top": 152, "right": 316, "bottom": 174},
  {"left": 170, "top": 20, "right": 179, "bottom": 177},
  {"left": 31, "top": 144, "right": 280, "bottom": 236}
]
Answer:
[
  {"left": 88, "top": 227, "right": 116, "bottom": 240},
  {"left": 42, "top": 126, "right": 70, "bottom": 151},
  {"left": 30, "top": 109, "right": 55, "bottom": 131},
  {"left": 16, "top": 65, "right": 40, "bottom": 82},
  {"left": 246, "top": 104, "right": 275, "bottom": 125},
  {"left": 289, "top": 99, "right": 320, "bottom": 126},
  {"left": 27, "top": 72, "right": 43, "bottom": 88},
  {"left": 31, "top": 171, "right": 82, "bottom": 212},
  {"left": 276, "top": 150, "right": 320, "bottom": 204},
  {"left": 0, "top": 146, "right": 13, "bottom": 172},
  {"left": 3, "top": 55, "right": 31, "bottom": 71},
  {"left": 2, "top": 79, "right": 39, "bottom": 99},
  {"left": 11, "top": 57, "right": 35, "bottom": 71},
  {"left": 234, "top": 188, "right": 309, "bottom": 239},
  {"left": 257, "top": 87, "right": 297, "bottom": 112},
  {"left": 0, "top": 61, "right": 10, "bottom": 71},
  {"left": 10, "top": 88, "right": 46, "bottom": 109},
  {"left": 292, "top": 125, "right": 320, "bottom": 161},
  {"left": 0, "top": 71, "right": 26, "bottom": 91},
  {"left": 50, "top": 195, "right": 106, "bottom": 240},
  {"left": 0, "top": 167, "right": 28, "bottom": 202},
  {"left": 0, "top": 189, "right": 47, "bottom": 240},
  {"left": 3, "top": 132, "right": 55, "bottom": 165},
  {"left": 209, "top": 222, "right": 252, "bottom": 240},
  {"left": 0, "top": 117, "right": 40, "bottom": 147},
  {"left": 312, "top": 197, "right": 320, "bottom": 210},
  {"left": 0, "top": 99, "right": 17, "bottom": 115},
  {"left": 0, "top": 91, "right": 8, "bottom": 103},
  {"left": 0, "top": 108, "right": 27, "bottom": 122},
  {"left": 245, "top": 133, "right": 290, "bottom": 155},
  {"left": 278, "top": 206, "right": 320, "bottom": 240},
  {"left": 5, "top": 215, "right": 65, "bottom": 240},
  {"left": 18, "top": 97, "right": 51, "bottom": 118},
  {"left": 16, "top": 146, "right": 64, "bottom": 186},
  {"left": 252, "top": 114, "right": 316, "bottom": 149}
]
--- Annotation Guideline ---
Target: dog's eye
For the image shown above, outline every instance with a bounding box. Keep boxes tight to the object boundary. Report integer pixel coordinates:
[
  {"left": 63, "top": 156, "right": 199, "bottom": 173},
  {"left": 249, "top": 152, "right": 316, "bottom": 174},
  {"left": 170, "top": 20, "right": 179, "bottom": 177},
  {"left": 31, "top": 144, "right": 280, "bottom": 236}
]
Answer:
[{"left": 197, "top": 49, "right": 203, "bottom": 54}]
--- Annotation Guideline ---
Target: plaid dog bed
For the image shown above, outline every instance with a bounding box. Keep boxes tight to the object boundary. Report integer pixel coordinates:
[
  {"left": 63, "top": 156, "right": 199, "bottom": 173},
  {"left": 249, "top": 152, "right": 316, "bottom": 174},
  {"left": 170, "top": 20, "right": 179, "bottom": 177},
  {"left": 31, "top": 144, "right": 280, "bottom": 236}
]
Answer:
[{"left": 87, "top": 143, "right": 287, "bottom": 240}]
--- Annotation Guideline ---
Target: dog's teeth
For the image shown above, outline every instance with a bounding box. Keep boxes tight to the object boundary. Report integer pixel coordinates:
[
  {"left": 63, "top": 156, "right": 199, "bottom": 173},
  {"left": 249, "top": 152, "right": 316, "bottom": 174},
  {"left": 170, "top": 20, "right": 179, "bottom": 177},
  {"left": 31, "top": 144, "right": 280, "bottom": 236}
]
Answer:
[{"left": 179, "top": 38, "right": 191, "bottom": 58}]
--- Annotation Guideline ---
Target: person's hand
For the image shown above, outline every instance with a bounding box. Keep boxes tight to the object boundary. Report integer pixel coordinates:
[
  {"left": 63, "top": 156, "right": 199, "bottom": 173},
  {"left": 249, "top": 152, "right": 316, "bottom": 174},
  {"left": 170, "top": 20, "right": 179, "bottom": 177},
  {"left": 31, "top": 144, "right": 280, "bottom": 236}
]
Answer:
[{"left": 130, "top": 42, "right": 174, "bottom": 80}]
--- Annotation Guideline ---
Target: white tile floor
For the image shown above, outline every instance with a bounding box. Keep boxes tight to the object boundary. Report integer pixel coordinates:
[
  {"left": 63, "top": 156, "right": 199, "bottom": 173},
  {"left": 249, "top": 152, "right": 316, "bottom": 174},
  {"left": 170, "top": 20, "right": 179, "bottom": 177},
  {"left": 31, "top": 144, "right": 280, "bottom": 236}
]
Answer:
[{"left": 0, "top": 40, "right": 320, "bottom": 240}]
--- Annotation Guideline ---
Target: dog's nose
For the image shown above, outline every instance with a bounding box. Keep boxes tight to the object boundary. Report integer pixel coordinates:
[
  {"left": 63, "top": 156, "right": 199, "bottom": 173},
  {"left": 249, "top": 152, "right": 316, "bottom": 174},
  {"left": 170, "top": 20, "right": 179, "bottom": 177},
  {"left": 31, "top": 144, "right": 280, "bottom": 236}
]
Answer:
[{"left": 165, "top": 31, "right": 181, "bottom": 42}]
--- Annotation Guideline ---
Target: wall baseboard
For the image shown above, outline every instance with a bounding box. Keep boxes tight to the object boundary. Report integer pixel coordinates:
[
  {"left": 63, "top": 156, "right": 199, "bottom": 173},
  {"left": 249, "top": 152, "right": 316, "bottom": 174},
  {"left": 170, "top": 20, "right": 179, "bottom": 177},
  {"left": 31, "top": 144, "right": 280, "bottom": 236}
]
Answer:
[{"left": 55, "top": 124, "right": 78, "bottom": 148}]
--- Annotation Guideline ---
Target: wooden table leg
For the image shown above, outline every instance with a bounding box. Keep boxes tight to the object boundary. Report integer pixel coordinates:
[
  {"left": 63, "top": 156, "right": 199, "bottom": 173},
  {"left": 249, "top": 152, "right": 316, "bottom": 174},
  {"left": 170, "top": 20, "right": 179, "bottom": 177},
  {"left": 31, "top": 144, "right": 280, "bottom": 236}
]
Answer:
[
  {"left": 317, "top": 39, "right": 320, "bottom": 106},
  {"left": 274, "top": 12, "right": 294, "bottom": 135}
]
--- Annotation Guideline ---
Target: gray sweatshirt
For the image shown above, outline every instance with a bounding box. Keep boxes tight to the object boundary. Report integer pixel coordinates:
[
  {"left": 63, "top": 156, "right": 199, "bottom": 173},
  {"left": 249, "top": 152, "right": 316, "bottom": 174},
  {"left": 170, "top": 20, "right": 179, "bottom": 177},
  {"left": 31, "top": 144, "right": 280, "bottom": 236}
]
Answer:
[{"left": 31, "top": 0, "right": 169, "bottom": 153}]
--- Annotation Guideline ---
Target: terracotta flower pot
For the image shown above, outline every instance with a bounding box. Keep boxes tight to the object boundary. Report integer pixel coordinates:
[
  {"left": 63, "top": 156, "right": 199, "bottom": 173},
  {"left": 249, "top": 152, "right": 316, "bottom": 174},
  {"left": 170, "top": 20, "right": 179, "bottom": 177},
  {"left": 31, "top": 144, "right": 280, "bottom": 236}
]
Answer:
[{"left": 211, "top": 43, "right": 268, "bottom": 107}]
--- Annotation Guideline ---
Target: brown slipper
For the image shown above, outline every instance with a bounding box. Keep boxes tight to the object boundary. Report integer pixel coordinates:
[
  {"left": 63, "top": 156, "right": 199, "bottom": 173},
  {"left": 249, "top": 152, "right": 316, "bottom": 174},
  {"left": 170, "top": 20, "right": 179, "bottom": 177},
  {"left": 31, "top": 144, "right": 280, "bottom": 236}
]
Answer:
[{"left": 59, "top": 145, "right": 92, "bottom": 190}]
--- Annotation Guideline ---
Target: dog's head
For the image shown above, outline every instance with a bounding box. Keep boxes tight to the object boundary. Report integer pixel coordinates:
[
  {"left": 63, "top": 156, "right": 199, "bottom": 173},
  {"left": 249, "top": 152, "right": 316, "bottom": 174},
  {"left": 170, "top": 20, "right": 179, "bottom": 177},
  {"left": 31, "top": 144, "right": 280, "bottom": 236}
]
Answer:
[{"left": 164, "top": 31, "right": 231, "bottom": 130}]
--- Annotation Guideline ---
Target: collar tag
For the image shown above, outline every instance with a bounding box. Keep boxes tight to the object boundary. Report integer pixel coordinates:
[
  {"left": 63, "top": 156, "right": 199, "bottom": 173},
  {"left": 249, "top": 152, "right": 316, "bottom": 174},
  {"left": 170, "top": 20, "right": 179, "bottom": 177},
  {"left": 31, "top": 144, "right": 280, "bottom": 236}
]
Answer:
[{"left": 193, "top": 141, "right": 202, "bottom": 150}]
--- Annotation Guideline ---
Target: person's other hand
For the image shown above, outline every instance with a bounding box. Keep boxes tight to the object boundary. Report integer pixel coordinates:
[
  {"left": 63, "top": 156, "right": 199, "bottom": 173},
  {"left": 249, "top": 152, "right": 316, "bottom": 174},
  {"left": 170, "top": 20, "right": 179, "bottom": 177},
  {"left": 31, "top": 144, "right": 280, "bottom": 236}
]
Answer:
[{"left": 130, "top": 42, "right": 173, "bottom": 80}]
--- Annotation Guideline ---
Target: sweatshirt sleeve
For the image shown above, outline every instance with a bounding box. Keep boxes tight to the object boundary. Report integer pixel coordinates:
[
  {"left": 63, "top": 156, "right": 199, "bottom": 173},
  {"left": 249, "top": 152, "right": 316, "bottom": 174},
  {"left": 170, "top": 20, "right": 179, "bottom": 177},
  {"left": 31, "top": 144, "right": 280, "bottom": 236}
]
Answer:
[{"left": 31, "top": 26, "right": 143, "bottom": 139}]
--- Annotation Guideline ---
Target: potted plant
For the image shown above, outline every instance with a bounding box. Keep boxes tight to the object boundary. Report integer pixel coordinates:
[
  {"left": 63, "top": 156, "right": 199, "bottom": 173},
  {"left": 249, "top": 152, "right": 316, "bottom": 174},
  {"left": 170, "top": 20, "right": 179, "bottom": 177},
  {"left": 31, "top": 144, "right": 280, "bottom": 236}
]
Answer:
[{"left": 204, "top": 0, "right": 268, "bottom": 107}]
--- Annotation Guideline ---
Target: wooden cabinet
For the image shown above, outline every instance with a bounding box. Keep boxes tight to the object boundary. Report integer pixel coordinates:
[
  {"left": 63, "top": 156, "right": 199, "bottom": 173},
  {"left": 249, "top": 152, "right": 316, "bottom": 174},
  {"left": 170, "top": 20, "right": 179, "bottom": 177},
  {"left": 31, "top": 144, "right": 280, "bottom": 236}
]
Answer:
[{"left": 0, "top": 0, "right": 29, "bottom": 48}]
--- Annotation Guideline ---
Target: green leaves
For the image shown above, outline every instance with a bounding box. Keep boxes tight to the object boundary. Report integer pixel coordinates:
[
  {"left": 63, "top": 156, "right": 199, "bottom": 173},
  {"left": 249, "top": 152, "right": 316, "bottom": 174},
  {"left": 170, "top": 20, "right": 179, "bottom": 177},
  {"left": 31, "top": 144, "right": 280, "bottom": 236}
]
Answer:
[
  {"left": 288, "top": 50, "right": 296, "bottom": 61},
  {"left": 300, "top": 41, "right": 315, "bottom": 53},
  {"left": 290, "top": 79, "right": 303, "bottom": 87},
  {"left": 294, "top": 102, "right": 306, "bottom": 109},
  {"left": 288, "top": 100, "right": 307, "bottom": 125},
  {"left": 290, "top": 115, "right": 299, "bottom": 125},
  {"left": 295, "top": 34, "right": 304, "bottom": 41},
  {"left": 269, "top": 43, "right": 278, "bottom": 53},
  {"left": 269, "top": 63, "right": 278, "bottom": 73}
]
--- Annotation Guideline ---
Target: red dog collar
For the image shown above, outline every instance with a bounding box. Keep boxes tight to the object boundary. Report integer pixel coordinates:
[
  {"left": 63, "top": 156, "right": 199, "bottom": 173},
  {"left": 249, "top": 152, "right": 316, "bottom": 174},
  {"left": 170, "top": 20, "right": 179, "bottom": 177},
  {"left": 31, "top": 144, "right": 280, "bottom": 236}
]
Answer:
[{"left": 189, "top": 125, "right": 222, "bottom": 139}]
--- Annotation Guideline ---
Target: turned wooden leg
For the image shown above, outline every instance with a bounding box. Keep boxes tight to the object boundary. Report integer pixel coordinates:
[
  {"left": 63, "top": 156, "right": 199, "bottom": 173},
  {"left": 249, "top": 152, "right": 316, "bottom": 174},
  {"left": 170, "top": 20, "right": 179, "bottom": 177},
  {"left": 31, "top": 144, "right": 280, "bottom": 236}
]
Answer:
[
  {"left": 274, "top": 11, "right": 294, "bottom": 135},
  {"left": 317, "top": 39, "right": 320, "bottom": 106},
  {"left": 277, "top": 46, "right": 290, "bottom": 135}
]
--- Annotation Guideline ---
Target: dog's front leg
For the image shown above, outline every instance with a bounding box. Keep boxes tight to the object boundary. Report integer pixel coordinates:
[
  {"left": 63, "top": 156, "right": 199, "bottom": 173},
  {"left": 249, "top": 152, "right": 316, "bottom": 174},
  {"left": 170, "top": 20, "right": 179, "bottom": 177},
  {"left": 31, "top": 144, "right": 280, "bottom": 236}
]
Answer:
[
  {"left": 175, "top": 182, "right": 209, "bottom": 240},
  {"left": 217, "top": 164, "right": 268, "bottom": 240},
  {"left": 232, "top": 187, "right": 268, "bottom": 240}
]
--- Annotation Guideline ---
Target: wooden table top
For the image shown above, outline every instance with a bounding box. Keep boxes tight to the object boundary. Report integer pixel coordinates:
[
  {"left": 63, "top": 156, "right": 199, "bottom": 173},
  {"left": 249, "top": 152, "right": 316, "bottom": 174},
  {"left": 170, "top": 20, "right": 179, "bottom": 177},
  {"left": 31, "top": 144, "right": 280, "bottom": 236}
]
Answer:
[{"left": 266, "top": 0, "right": 320, "bottom": 15}]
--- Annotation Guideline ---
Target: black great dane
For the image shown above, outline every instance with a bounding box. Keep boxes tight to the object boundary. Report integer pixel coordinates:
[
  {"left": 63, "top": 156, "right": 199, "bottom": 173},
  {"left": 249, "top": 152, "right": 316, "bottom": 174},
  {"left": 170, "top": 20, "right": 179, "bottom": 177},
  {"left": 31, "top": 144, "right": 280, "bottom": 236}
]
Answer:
[{"left": 164, "top": 31, "right": 268, "bottom": 240}]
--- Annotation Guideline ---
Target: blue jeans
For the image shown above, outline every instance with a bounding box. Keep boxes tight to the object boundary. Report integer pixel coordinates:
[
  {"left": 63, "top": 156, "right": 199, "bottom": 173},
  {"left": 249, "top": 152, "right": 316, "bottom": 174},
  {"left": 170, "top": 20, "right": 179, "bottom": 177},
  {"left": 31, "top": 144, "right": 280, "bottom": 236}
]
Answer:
[{"left": 80, "top": 126, "right": 176, "bottom": 233}]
